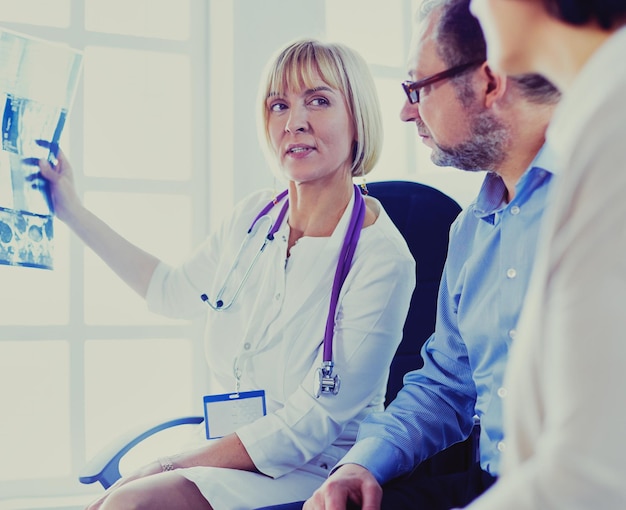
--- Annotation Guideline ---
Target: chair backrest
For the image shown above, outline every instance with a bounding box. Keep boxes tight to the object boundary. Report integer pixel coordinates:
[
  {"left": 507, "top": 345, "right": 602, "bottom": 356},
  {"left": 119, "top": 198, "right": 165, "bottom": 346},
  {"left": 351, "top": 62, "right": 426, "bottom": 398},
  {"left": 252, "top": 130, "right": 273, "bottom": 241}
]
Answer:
[{"left": 367, "top": 181, "right": 461, "bottom": 405}]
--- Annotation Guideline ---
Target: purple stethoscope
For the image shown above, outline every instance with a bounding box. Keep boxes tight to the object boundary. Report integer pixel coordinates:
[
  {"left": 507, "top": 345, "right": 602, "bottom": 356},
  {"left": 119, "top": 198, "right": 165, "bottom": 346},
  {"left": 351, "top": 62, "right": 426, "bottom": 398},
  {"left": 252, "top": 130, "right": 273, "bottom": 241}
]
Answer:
[{"left": 201, "top": 184, "right": 366, "bottom": 397}]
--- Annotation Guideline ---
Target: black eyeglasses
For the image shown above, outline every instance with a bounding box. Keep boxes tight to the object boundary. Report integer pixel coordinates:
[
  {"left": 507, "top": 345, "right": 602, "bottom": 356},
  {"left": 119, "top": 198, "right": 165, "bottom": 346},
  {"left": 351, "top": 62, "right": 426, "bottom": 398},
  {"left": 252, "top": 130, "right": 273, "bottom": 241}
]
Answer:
[{"left": 401, "top": 60, "right": 484, "bottom": 104}]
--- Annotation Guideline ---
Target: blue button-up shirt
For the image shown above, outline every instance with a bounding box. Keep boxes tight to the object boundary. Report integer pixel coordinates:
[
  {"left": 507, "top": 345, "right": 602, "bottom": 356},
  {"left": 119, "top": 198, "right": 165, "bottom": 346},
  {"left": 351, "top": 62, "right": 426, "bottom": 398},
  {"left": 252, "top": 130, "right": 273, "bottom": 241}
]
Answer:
[{"left": 338, "top": 148, "right": 555, "bottom": 483}]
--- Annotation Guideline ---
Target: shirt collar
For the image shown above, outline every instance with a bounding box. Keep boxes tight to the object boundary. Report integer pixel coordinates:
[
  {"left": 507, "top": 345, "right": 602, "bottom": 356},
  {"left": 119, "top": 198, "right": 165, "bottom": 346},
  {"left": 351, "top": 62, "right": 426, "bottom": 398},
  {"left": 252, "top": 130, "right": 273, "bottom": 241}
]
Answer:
[
  {"left": 472, "top": 144, "right": 555, "bottom": 220},
  {"left": 473, "top": 172, "right": 507, "bottom": 219}
]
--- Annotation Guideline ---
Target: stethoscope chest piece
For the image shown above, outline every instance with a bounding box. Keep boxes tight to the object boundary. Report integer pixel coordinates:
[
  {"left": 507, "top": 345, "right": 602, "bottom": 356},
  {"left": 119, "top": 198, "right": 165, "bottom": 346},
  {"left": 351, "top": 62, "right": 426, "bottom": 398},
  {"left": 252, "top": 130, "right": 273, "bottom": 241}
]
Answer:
[{"left": 314, "top": 361, "right": 341, "bottom": 398}]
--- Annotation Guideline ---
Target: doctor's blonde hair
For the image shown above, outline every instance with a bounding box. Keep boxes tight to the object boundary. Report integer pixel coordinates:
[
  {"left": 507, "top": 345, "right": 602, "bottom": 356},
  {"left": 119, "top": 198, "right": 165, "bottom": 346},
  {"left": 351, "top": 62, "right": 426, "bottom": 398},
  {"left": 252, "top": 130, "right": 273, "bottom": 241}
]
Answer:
[{"left": 258, "top": 39, "right": 383, "bottom": 178}]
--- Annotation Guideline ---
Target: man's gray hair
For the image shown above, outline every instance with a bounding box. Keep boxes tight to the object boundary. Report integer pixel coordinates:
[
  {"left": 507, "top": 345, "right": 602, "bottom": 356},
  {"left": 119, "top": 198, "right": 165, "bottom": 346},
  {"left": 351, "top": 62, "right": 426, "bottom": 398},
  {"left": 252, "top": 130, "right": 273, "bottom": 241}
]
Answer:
[{"left": 417, "top": 0, "right": 560, "bottom": 105}]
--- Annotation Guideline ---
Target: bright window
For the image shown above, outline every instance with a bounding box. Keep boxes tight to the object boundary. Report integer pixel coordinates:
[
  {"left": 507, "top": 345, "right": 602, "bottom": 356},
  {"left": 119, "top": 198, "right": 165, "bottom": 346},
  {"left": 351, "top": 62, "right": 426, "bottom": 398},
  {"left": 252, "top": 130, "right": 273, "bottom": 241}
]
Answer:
[
  {"left": 0, "top": 0, "right": 207, "bottom": 503},
  {"left": 83, "top": 191, "right": 192, "bottom": 325},
  {"left": 0, "top": 341, "right": 71, "bottom": 480},
  {"left": 84, "top": 0, "right": 190, "bottom": 40},
  {"left": 0, "top": 0, "right": 71, "bottom": 28},
  {"left": 83, "top": 47, "right": 192, "bottom": 181},
  {"left": 84, "top": 338, "right": 194, "bottom": 460}
]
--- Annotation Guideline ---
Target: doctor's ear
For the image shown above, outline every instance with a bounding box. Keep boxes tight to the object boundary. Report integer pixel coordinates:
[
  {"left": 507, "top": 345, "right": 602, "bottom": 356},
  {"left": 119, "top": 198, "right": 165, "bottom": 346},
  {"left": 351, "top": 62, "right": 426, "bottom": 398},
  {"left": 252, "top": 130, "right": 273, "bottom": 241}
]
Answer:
[{"left": 482, "top": 63, "right": 507, "bottom": 108}]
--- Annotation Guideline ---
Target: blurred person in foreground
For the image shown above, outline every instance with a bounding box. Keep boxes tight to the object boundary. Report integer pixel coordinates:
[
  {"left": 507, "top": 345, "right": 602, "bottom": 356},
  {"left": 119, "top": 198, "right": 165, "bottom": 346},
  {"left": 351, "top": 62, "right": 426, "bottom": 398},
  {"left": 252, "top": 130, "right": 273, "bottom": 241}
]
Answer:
[{"left": 462, "top": 1, "right": 626, "bottom": 508}]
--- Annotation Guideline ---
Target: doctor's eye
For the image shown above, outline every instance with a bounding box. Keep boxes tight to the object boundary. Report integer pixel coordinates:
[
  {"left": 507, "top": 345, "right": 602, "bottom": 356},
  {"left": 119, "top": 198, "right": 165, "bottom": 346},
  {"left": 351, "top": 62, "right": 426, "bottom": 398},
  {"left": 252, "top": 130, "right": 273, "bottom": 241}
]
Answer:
[
  {"left": 268, "top": 100, "right": 288, "bottom": 112},
  {"left": 309, "top": 97, "right": 330, "bottom": 107}
]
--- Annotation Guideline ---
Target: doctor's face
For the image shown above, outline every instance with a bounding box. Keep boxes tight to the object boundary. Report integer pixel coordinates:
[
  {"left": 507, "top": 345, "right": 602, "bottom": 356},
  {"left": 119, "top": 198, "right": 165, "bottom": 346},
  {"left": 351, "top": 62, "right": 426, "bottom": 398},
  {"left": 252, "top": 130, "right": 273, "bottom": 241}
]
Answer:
[
  {"left": 470, "top": 0, "right": 548, "bottom": 75},
  {"left": 266, "top": 72, "right": 355, "bottom": 186}
]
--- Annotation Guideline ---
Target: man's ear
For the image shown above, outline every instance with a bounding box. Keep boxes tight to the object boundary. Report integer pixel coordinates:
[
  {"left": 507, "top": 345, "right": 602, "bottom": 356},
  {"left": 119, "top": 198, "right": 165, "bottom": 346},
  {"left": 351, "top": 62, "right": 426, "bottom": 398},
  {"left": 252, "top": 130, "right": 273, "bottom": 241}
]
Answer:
[{"left": 481, "top": 62, "right": 507, "bottom": 108}]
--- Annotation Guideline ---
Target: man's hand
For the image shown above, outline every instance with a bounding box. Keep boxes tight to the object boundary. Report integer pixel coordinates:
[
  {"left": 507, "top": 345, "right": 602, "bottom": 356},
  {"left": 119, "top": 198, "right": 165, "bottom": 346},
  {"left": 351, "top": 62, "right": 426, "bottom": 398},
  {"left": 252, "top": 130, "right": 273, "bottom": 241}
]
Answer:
[{"left": 304, "top": 463, "right": 382, "bottom": 510}]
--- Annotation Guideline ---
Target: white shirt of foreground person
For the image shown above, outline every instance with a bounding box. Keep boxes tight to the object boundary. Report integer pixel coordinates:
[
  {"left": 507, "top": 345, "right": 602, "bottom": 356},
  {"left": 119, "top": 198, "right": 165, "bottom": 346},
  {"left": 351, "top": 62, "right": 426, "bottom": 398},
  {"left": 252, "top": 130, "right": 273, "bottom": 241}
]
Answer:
[
  {"left": 143, "top": 187, "right": 415, "bottom": 507},
  {"left": 463, "top": 26, "right": 626, "bottom": 510}
]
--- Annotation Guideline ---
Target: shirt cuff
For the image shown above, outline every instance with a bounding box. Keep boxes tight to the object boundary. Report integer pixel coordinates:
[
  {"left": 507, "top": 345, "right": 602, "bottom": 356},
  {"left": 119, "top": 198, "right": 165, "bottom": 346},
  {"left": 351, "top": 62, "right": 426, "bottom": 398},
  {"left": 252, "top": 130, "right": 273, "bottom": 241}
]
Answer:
[{"left": 333, "top": 437, "right": 409, "bottom": 485}]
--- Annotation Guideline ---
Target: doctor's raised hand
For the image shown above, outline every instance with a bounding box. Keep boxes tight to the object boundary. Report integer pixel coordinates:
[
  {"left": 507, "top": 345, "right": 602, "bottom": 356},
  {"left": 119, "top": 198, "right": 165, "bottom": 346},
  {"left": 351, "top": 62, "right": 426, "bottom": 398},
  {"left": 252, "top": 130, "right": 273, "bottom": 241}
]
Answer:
[
  {"left": 36, "top": 39, "right": 416, "bottom": 510},
  {"left": 35, "top": 143, "right": 80, "bottom": 222}
]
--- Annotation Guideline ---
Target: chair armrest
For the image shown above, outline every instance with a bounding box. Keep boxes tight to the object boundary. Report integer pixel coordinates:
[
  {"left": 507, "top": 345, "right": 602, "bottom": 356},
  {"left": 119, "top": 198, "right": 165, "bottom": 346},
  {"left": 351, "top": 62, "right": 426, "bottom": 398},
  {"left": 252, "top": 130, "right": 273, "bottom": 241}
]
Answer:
[{"left": 78, "top": 415, "right": 204, "bottom": 489}]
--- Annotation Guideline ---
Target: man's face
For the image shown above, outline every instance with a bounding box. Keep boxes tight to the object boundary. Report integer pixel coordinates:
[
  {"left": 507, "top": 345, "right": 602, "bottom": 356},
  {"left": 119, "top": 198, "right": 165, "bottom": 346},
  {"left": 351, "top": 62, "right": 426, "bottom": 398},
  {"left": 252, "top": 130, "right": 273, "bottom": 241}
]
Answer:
[{"left": 400, "top": 13, "right": 507, "bottom": 172}]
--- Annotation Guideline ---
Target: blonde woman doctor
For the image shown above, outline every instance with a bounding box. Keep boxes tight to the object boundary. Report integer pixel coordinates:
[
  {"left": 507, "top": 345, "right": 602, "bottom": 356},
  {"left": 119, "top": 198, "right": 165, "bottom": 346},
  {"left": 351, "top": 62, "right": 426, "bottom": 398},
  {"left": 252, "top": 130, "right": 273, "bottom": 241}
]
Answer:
[{"left": 35, "top": 39, "right": 415, "bottom": 510}]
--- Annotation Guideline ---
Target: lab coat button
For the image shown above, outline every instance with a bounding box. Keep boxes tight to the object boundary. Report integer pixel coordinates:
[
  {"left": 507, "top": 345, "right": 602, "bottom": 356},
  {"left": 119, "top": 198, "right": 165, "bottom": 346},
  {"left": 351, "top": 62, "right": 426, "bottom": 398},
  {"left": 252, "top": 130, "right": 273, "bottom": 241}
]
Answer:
[
  {"left": 244, "top": 342, "right": 251, "bottom": 350},
  {"left": 275, "top": 293, "right": 281, "bottom": 301},
  {"left": 506, "top": 268, "right": 517, "bottom": 279},
  {"left": 497, "top": 387, "right": 508, "bottom": 398},
  {"left": 509, "top": 329, "right": 517, "bottom": 340},
  {"left": 497, "top": 441, "right": 506, "bottom": 452}
]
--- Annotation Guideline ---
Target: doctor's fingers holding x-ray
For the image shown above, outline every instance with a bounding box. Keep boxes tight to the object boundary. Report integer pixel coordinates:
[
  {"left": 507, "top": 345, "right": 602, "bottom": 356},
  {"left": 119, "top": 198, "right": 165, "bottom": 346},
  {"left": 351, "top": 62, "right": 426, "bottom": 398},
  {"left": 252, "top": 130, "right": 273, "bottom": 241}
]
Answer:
[{"left": 33, "top": 38, "right": 416, "bottom": 510}]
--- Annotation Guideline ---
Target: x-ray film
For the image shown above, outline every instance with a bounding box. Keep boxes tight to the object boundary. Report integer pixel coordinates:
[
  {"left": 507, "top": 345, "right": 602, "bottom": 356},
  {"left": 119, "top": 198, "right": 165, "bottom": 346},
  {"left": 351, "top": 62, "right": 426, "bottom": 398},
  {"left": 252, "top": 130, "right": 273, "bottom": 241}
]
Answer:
[{"left": 0, "top": 28, "right": 82, "bottom": 269}]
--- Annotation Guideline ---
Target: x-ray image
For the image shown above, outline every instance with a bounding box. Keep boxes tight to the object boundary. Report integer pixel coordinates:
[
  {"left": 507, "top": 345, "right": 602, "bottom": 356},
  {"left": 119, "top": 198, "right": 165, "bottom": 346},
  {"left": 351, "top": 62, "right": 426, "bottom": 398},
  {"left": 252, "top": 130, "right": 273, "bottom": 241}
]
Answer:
[
  {"left": 0, "top": 28, "right": 82, "bottom": 269},
  {"left": 0, "top": 206, "right": 53, "bottom": 269},
  {"left": 2, "top": 94, "right": 67, "bottom": 215}
]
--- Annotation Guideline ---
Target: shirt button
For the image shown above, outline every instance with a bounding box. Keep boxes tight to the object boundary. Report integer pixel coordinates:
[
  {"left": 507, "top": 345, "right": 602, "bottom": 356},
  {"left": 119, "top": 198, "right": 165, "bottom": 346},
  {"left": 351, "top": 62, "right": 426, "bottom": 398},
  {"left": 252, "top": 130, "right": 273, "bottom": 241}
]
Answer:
[
  {"left": 509, "top": 329, "right": 517, "bottom": 340},
  {"left": 497, "top": 387, "right": 508, "bottom": 398},
  {"left": 510, "top": 205, "right": 520, "bottom": 215},
  {"left": 244, "top": 342, "right": 251, "bottom": 350},
  {"left": 497, "top": 441, "right": 507, "bottom": 452},
  {"left": 506, "top": 268, "right": 517, "bottom": 279}
]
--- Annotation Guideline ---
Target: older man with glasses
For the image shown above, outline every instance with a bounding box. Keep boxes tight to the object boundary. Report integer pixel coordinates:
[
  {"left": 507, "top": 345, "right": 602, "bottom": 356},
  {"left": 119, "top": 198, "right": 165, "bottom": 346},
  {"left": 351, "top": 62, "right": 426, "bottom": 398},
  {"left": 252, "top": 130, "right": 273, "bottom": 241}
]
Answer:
[{"left": 290, "top": 0, "right": 562, "bottom": 509}]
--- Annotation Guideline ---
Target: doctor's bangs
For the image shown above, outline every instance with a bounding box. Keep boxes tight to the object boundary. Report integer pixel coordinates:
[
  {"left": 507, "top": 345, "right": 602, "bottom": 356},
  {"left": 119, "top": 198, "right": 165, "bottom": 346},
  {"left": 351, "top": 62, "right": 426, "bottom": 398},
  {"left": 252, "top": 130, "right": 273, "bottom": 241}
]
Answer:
[{"left": 265, "top": 40, "right": 350, "bottom": 102}]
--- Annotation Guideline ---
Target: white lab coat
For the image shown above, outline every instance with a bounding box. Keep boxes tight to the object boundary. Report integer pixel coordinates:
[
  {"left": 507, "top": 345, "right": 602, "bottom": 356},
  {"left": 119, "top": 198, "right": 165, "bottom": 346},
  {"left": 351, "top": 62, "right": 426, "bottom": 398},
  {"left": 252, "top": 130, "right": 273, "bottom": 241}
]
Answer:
[{"left": 146, "top": 187, "right": 416, "bottom": 508}]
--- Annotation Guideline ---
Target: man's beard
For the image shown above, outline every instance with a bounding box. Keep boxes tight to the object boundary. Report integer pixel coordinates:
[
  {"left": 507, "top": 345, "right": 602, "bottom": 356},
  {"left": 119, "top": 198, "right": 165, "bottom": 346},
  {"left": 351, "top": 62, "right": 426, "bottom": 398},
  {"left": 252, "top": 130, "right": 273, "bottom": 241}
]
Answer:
[{"left": 425, "top": 109, "right": 508, "bottom": 172}]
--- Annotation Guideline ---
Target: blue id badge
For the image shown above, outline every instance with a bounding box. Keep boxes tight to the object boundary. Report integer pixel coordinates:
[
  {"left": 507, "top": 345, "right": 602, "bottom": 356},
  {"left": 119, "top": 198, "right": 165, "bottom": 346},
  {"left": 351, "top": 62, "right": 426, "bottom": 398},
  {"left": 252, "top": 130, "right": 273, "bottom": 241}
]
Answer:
[{"left": 203, "top": 390, "right": 266, "bottom": 439}]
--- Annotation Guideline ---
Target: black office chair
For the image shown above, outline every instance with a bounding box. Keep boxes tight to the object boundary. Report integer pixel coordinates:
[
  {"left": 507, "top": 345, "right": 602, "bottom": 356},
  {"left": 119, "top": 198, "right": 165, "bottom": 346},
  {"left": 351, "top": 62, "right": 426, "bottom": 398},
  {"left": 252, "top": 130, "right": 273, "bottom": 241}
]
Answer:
[
  {"left": 366, "top": 181, "right": 461, "bottom": 405},
  {"left": 78, "top": 180, "right": 466, "bottom": 491},
  {"left": 368, "top": 181, "right": 477, "bottom": 479}
]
